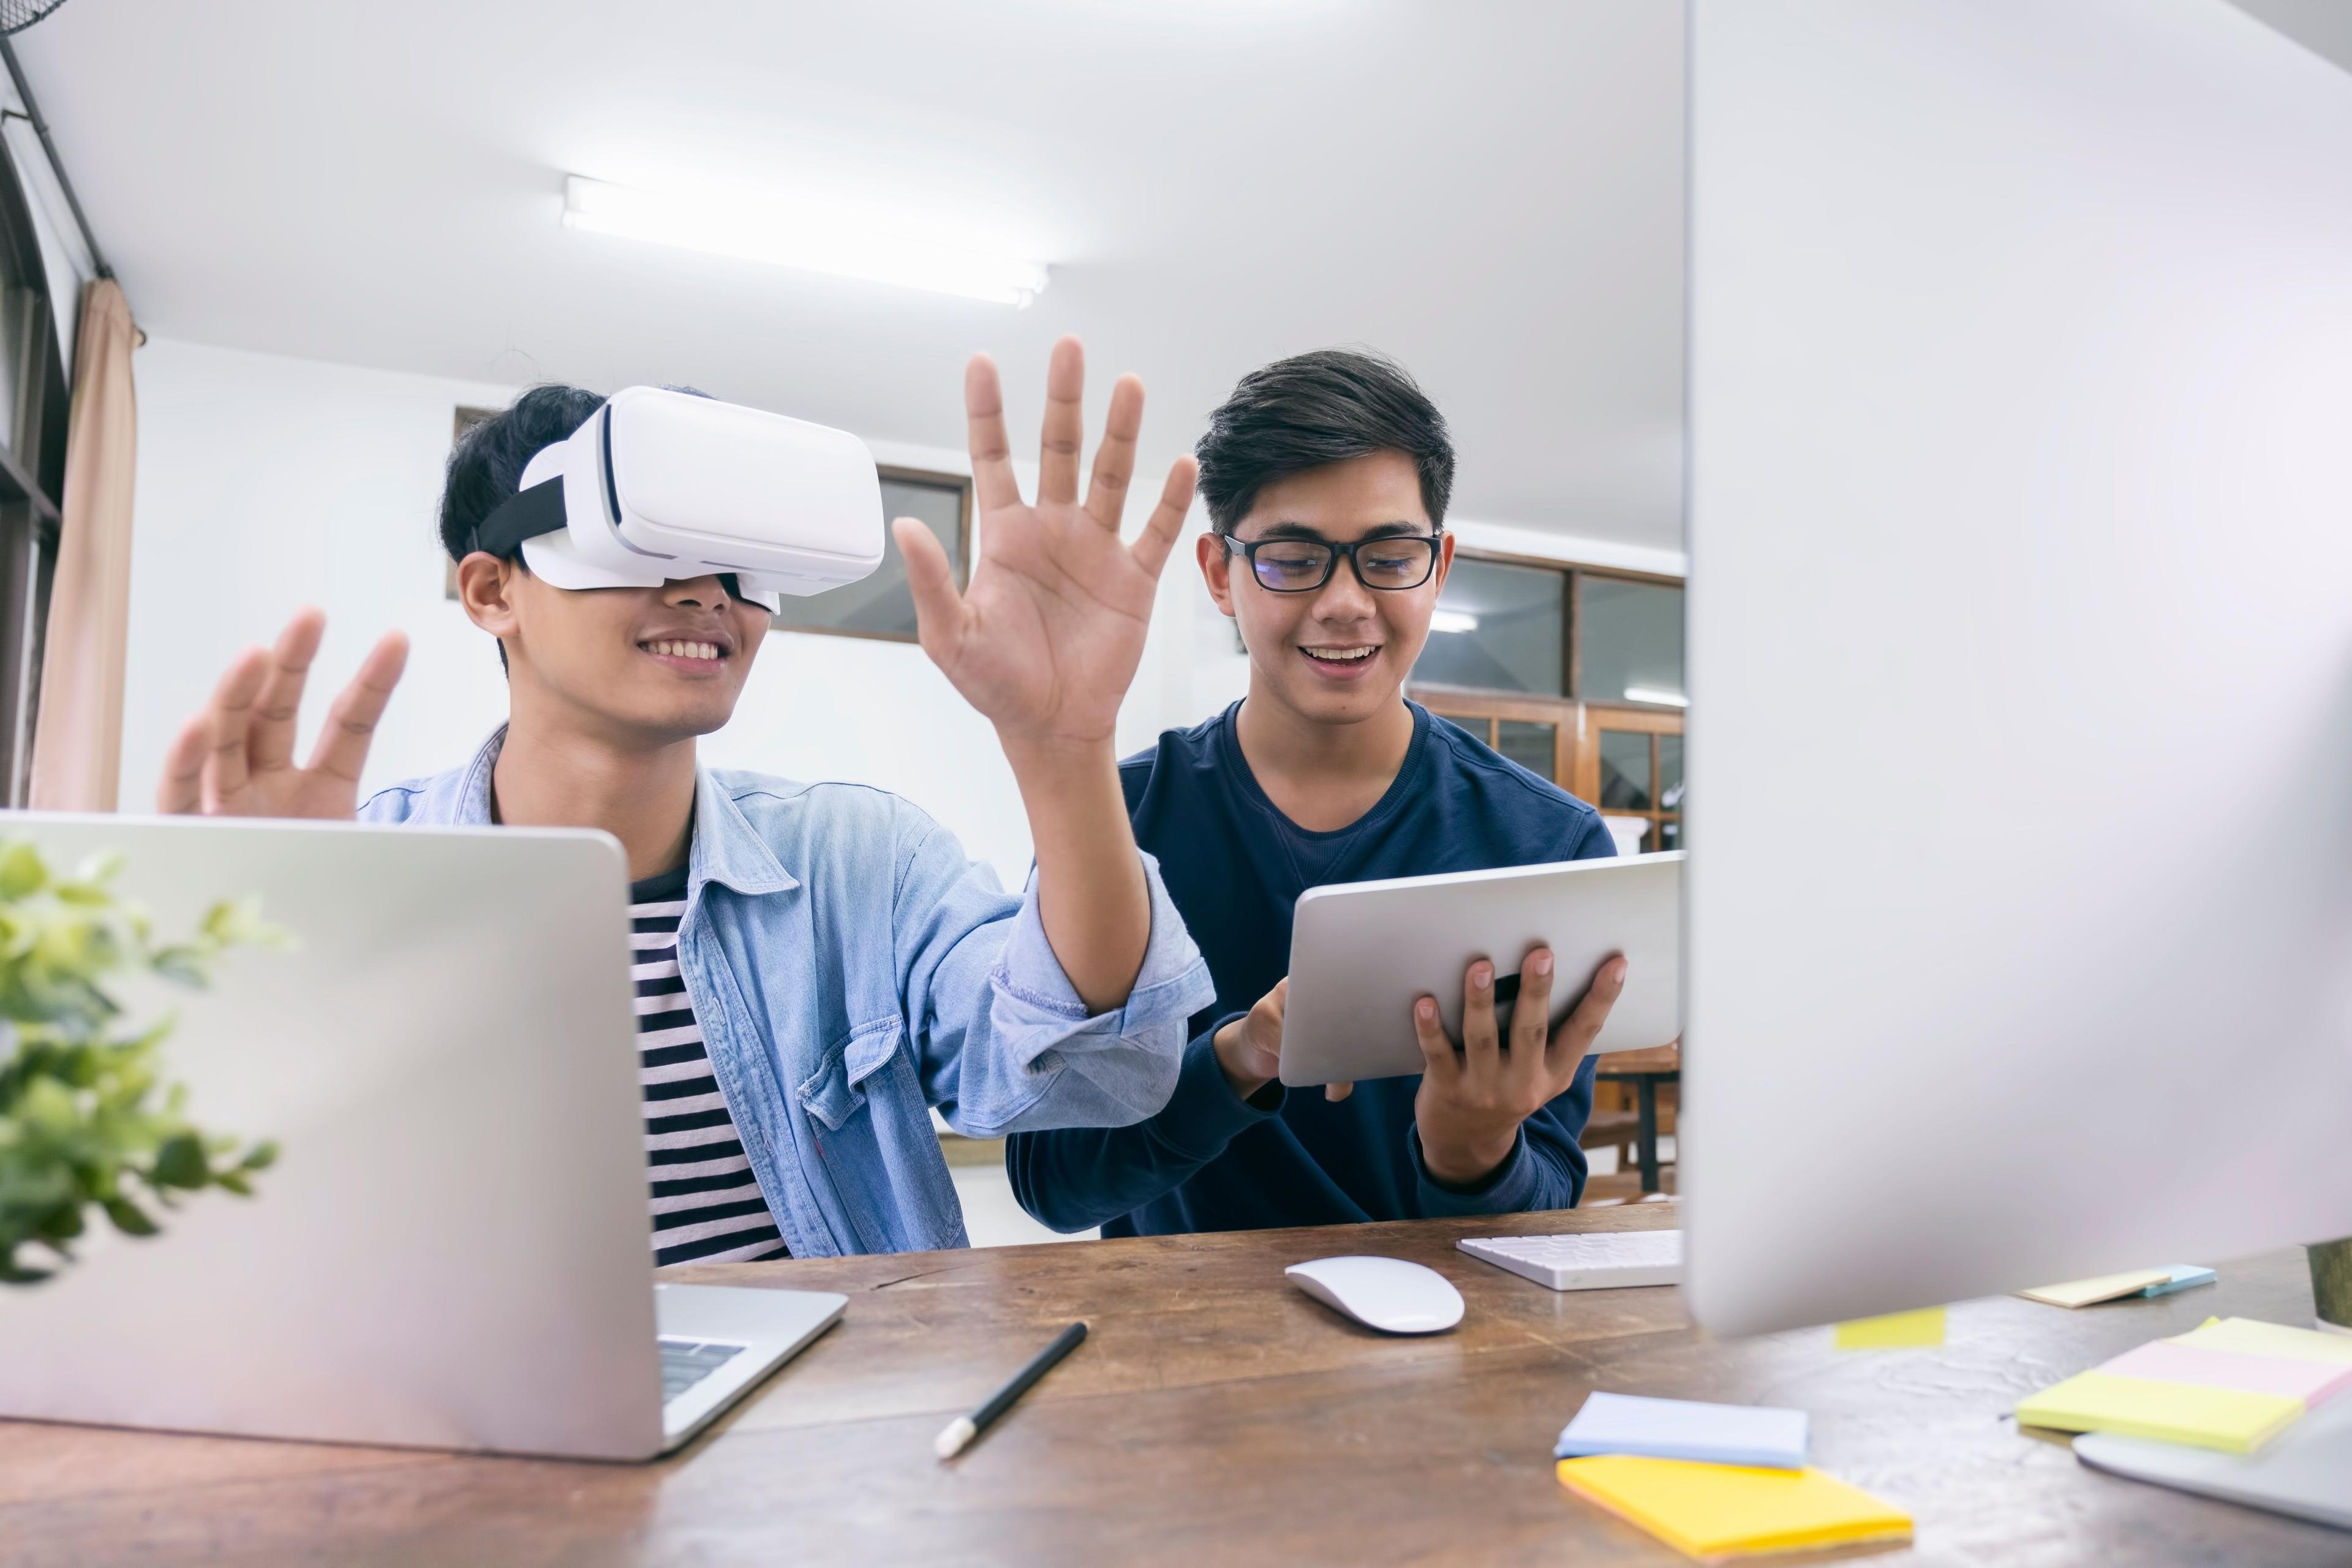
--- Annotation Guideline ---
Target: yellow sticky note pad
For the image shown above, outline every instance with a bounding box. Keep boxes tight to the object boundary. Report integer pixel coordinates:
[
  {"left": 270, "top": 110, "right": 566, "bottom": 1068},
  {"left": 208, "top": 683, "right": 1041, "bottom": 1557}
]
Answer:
[
  {"left": 1556, "top": 1455, "right": 1913, "bottom": 1561},
  {"left": 2016, "top": 1269, "right": 2175, "bottom": 1309},
  {"left": 2013, "top": 1370, "right": 2304, "bottom": 1453},
  {"left": 1834, "top": 1306, "right": 1946, "bottom": 1349},
  {"left": 2171, "top": 1316, "right": 2352, "bottom": 1367}
]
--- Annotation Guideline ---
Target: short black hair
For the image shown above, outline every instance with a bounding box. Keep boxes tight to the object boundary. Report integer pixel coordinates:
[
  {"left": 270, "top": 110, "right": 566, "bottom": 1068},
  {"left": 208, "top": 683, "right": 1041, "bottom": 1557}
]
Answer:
[
  {"left": 1194, "top": 349, "right": 1455, "bottom": 535},
  {"left": 438, "top": 383, "right": 605, "bottom": 563}
]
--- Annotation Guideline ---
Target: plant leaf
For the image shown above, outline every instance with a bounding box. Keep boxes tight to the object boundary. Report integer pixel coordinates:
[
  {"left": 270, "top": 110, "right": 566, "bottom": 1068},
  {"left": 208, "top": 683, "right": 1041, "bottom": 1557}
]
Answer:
[
  {"left": 151, "top": 1133, "right": 208, "bottom": 1189},
  {"left": 101, "top": 1197, "right": 159, "bottom": 1237},
  {"left": 0, "top": 842, "right": 47, "bottom": 899}
]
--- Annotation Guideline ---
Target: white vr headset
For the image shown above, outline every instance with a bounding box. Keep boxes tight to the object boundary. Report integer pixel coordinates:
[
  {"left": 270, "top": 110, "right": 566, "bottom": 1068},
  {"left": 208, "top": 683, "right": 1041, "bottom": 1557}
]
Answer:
[{"left": 467, "top": 386, "right": 887, "bottom": 614}]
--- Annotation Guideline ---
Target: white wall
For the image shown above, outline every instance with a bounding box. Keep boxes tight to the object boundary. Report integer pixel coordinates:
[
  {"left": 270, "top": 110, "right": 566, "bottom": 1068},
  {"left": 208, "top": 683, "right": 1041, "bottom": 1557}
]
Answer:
[{"left": 121, "top": 337, "right": 1678, "bottom": 881}]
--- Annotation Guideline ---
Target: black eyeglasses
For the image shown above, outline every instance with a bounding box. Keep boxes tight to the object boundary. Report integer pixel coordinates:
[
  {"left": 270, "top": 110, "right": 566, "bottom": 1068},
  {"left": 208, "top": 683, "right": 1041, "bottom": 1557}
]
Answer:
[{"left": 1222, "top": 532, "right": 1443, "bottom": 594}]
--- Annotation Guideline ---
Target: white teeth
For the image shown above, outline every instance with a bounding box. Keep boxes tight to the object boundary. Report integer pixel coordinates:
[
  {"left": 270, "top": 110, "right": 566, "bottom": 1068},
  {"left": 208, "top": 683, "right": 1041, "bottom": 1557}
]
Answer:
[
  {"left": 1303, "top": 646, "right": 1376, "bottom": 663},
  {"left": 645, "top": 640, "right": 721, "bottom": 660}
]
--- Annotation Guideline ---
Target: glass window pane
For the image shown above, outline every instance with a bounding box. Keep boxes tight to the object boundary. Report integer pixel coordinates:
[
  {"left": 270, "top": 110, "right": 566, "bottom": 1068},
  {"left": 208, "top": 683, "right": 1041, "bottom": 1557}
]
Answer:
[
  {"left": 1598, "top": 729, "right": 1653, "bottom": 811},
  {"left": 1580, "top": 575, "right": 1684, "bottom": 706},
  {"left": 774, "top": 473, "right": 966, "bottom": 639},
  {"left": 1658, "top": 733, "right": 1683, "bottom": 812},
  {"left": 1659, "top": 818, "right": 1681, "bottom": 852},
  {"left": 1412, "top": 557, "right": 1564, "bottom": 695},
  {"left": 1494, "top": 720, "right": 1558, "bottom": 783}
]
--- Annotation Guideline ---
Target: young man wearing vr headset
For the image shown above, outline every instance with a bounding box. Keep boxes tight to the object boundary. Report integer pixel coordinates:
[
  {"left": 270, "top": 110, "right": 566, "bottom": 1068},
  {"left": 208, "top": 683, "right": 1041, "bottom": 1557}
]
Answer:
[
  {"left": 1008, "top": 349, "right": 1626, "bottom": 1238},
  {"left": 157, "top": 340, "right": 1215, "bottom": 1260}
]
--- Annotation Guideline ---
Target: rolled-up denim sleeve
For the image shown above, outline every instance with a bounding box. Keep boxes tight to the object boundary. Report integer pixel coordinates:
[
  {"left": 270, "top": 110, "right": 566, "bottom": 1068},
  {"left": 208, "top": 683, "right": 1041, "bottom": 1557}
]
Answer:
[{"left": 895, "top": 813, "right": 1213, "bottom": 1140}]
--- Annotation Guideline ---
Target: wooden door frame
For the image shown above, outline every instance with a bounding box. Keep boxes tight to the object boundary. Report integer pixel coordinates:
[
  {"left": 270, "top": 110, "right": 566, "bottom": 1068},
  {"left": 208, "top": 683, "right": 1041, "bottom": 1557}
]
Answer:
[
  {"left": 1410, "top": 685, "right": 1581, "bottom": 786},
  {"left": 1577, "top": 703, "right": 1683, "bottom": 847}
]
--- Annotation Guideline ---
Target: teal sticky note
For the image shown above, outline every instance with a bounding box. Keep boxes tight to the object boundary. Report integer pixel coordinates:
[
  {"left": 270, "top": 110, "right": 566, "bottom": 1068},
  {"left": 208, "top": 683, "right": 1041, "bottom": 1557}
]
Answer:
[{"left": 2141, "top": 1265, "right": 2217, "bottom": 1298}]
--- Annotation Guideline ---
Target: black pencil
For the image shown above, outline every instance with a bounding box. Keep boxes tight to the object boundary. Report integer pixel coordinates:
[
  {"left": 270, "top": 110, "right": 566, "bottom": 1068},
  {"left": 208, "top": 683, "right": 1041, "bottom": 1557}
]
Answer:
[{"left": 933, "top": 1321, "right": 1088, "bottom": 1459}]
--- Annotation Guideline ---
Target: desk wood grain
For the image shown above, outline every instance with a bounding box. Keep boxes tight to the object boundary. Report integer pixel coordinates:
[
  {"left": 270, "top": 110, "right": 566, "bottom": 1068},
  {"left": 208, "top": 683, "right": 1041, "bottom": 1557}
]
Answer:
[{"left": 3, "top": 1205, "right": 2342, "bottom": 1567}]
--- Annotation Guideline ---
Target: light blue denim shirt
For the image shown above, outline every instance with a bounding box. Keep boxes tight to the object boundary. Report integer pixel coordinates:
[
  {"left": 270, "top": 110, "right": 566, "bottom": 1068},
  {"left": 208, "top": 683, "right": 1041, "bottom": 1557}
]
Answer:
[{"left": 360, "top": 728, "right": 1213, "bottom": 1256}]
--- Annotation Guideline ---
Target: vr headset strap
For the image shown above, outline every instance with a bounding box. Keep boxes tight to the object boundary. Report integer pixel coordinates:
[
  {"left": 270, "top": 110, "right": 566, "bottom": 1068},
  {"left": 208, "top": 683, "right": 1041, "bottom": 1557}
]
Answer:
[{"left": 467, "top": 477, "right": 568, "bottom": 559}]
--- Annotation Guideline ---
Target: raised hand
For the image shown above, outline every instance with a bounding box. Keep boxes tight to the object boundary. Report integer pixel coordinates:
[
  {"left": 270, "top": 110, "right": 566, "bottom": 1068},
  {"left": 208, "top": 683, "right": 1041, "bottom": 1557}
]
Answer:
[
  {"left": 898, "top": 336, "right": 1196, "bottom": 752},
  {"left": 156, "top": 608, "right": 409, "bottom": 818},
  {"left": 1412, "top": 949, "right": 1627, "bottom": 1186}
]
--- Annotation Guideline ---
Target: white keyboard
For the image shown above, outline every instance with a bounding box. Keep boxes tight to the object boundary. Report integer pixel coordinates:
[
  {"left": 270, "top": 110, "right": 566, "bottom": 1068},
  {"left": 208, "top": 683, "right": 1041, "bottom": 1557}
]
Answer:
[{"left": 1457, "top": 1229, "right": 1683, "bottom": 1291}]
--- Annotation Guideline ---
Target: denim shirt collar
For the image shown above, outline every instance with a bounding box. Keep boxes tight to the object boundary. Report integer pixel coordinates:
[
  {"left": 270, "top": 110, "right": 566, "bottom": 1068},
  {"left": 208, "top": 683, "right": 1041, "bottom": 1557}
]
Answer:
[{"left": 451, "top": 726, "right": 797, "bottom": 897}]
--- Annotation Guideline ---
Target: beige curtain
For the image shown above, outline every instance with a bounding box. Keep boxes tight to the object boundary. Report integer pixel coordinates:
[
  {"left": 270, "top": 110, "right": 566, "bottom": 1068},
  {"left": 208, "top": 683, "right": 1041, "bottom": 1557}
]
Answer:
[{"left": 28, "top": 277, "right": 138, "bottom": 812}]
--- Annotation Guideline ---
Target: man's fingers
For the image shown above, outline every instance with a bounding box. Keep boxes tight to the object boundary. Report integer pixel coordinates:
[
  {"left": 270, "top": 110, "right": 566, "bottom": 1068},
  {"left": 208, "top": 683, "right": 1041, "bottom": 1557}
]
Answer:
[
  {"left": 306, "top": 630, "right": 409, "bottom": 786},
  {"left": 963, "top": 355, "right": 1022, "bottom": 514},
  {"left": 202, "top": 648, "right": 272, "bottom": 810},
  {"left": 1324, "top": 1080, "right": 1354, "bottom": 1102},
  {"left": 1410, "top": 993, "right": 1455, "bottom": 1084},
  {"left": 1082, "top": 372, "right": 1144, "bottom": 532},
  {"left": 897, "top": 518, "right": 970, "bottom": 674},
  {"left": 1460, "top": 959, "right": 1502, "bottom": 1077},
  {"left": 249, "top": 608, "right": 327, "bottom": 775},
  {"left": 1549, "top": 956, "right": 1629, "bottom": 1074},
  {"left": 1036, "top": 335, "right": 1086, "bottom": 508},
  {"left": 1507, "top": 948, "right": 1556, "bottom": 1096},
  {"left": 1129, "top": 457, "right": 1198, "bottom": 582},
  {"left": 157, "top": 716, "right": 209, "bottom": 813}
]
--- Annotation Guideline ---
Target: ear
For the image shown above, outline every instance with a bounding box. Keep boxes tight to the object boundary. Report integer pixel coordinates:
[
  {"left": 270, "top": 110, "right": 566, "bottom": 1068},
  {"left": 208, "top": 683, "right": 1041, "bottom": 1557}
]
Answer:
[
  {"left": 454, "top": 552, "right": 524, "bottom": 643},
  {"left": 1430, "top": 529, "right": 1458, "bottom": 594},
  {"left": 1197, "top": 532, "right": 1238, "bottom": 619}
]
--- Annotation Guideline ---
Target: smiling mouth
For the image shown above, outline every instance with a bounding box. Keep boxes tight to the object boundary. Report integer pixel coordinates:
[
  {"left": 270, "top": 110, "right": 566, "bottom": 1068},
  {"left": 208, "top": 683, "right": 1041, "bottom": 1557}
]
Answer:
[
  {"left": 639, "top": 638, "right": 727, "bottom": 665},
  {"left": 1299, "top": 644, "right": 1379, "bottom": 669}
]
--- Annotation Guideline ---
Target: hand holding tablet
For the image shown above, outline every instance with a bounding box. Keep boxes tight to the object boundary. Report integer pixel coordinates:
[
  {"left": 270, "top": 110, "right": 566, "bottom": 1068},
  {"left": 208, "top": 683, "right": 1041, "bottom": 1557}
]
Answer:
[{"left": 1412, "top": 946, "right": 1629, "bottom": 1185}]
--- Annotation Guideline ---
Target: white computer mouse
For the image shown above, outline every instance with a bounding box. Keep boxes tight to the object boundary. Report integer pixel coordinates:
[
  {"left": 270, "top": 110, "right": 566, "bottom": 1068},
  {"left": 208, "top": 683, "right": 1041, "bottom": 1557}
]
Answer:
[{"left": 1284, "top": 1256, "right": 1465, "bottom": 1335}]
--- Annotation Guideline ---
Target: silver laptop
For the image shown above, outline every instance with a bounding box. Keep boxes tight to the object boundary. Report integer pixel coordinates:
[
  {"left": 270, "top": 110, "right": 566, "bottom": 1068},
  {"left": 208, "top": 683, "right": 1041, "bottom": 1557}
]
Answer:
[{"left": 0, "top": 812, "right": 842, "bottom": 1460}]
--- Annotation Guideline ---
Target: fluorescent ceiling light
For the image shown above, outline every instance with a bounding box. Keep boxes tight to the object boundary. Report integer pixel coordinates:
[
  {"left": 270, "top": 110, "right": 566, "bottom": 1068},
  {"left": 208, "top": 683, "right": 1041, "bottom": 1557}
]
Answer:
[
  {"left": 562, "top": 175, "right": 1051, "bottom": 307},
  {"left": 1623, "top": 685, "right": 1689, "bottom": 708},
  {"left": 1428, "top": 609, "right": 1480, "bottom": 635}
]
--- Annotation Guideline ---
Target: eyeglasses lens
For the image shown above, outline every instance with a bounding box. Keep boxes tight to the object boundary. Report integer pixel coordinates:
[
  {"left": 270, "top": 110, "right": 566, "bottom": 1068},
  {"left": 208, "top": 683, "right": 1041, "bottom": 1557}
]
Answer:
[
  {"left": 1248, "top": 541, "right": 1332, "bottom": 590},
  {"left": 1356, "top": 540, "right": 1435, "bottom": 589},
  {"left": 1246, "top": 537, "right": 1436, "bottom": 592}
]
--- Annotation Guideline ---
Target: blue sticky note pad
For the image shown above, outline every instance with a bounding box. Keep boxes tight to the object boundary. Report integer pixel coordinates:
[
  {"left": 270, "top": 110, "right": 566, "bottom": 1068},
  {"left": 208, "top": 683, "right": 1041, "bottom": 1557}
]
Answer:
[
  {"left": 2139, "top": 1265, "right": 2216, "bottom": 1298},
  {"left": 1553, "top": 1391, "right": 1809, "bottom": 1471}
]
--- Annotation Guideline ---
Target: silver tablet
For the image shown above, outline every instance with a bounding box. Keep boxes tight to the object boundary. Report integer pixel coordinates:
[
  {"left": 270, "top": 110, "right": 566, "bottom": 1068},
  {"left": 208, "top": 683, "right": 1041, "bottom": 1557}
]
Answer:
[{"left": 1278, "top": 851, "right": 1682, "bottom": 1087}]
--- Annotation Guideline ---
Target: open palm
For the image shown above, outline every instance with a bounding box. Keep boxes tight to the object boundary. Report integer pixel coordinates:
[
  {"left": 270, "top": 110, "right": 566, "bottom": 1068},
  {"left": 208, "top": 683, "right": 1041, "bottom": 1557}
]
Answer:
[
  {"left": 898, "top": 337, "right": 1195, "bottom": 750},
  {"left": 157, "top": 608, "right": 409, "bottom": 818}
]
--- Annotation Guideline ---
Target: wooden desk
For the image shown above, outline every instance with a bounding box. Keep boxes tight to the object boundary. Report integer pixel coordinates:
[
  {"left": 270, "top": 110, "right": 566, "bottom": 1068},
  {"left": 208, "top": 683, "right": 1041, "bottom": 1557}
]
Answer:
[{"left": 4, "top": 1207, "right": 2342, "bottom": 1566}]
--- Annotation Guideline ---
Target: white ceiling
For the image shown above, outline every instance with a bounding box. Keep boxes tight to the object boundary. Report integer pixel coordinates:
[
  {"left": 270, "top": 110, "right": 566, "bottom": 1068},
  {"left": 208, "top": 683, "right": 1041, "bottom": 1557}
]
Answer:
[{"left": 11, "top": 0, "right": 1686, "bottom": 549}]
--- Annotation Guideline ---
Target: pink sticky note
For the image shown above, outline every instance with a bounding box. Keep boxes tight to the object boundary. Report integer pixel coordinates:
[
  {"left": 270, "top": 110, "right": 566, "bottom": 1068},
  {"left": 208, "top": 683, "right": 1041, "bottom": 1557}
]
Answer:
[{"left": 2101, "top": 1340, "right": 2352, "bottom": 1406}]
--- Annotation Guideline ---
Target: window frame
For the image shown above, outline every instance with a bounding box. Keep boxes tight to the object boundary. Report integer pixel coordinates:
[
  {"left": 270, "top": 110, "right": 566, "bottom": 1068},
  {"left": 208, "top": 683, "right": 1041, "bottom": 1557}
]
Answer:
[
  {"left": 1415, "top": 544, "right": 1684, "bottom": 709},
  {"left": 1409, "top": 548, "right": 1686, "bottom": 826},
  {"left": 768, "top": 463, "right": 973, "bottom": 647},
  {"left": 0, "top": 143, "right": 69, "bottom": 808}
]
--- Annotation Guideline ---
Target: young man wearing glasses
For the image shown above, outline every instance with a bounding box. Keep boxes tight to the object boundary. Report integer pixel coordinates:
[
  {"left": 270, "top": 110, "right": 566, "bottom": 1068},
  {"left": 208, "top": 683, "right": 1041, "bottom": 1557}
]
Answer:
[{"left": 1007, "top": 349, "right": 1626, "bottom": 1237}]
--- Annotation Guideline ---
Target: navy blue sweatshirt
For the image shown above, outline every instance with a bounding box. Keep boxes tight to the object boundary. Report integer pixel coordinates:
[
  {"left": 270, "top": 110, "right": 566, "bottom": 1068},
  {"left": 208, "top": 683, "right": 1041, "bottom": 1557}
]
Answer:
[{"left": 1006, "top": 701, "right": 1615, "bottom": 1237}]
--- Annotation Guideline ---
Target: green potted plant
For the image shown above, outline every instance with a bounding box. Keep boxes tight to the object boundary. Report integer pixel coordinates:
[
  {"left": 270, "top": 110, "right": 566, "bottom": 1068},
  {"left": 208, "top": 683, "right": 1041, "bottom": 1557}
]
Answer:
[{"left": 0, "top": 839, "right": 281, "bottom": 1285}]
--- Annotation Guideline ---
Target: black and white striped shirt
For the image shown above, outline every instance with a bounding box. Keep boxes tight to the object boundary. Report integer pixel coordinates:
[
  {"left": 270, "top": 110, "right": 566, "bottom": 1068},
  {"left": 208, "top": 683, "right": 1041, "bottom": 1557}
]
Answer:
[{"left": 632, "top": 864, "right": 790, "bottom": 1265}]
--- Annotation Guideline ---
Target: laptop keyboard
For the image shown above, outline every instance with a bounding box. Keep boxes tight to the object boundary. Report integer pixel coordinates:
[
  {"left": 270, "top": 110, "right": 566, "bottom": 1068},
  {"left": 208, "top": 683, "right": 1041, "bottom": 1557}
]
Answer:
[{"left": 659, "top": 1337, "right": 748, "bottom": 1403}]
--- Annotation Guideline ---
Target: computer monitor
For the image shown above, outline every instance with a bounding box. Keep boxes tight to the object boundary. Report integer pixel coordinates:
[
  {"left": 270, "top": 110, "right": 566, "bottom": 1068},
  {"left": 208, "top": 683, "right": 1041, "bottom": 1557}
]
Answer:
[{"left": 1682, "top": 0, "right": 2352, "bottom": 1338}]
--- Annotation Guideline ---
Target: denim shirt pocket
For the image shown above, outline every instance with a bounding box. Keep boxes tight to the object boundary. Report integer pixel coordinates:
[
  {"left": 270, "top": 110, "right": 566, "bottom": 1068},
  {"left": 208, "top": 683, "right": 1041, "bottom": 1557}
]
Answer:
[{"left": 795, "top": 1014, "right": 905, "bottom": 1132}]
